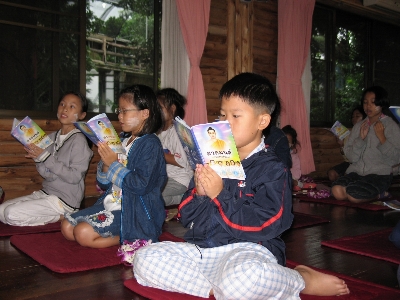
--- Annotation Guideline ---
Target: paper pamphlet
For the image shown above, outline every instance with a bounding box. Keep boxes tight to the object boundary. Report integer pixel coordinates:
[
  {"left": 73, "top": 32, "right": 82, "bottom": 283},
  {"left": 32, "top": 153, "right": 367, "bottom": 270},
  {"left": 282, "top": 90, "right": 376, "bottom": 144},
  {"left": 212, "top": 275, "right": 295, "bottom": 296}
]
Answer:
[
  {"left": 74, "top": 113, "right": 123, "bottom": 153},
  {"left": 330, "top": 121, "right": 350, "bottom": 140},
  {"left": 173, "top": 117, "right": 245, "bottom": 180},
  {"left": 383, "top": 199, "right": 400, "bottom": 211},
  {"left": 11, "top": 116, "right": 53, "bottom": 149}
]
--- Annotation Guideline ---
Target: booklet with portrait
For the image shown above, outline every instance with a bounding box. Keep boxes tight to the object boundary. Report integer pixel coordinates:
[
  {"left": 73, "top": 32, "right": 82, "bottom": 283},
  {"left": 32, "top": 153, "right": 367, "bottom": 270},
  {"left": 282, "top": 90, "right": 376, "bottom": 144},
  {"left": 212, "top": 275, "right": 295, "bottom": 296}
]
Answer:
[
  {"left": 330, "top": 120, "right": 350, "bottom": 140},
  {"left": 74, "top": 113, "right": 124, "bottom": 153},
  {"left": 11, "top": 116, "right": 53, "bottom": 149},
  {"left": 173, "top": 117, "right": 245, "bottom": 180}
]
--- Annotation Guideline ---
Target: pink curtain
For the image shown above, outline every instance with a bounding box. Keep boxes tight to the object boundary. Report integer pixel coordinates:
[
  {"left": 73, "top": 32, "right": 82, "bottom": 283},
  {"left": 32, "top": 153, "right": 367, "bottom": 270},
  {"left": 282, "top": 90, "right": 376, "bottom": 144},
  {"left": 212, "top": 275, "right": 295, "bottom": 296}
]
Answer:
[
  {"left": 277, "top": 0, "right": 315, "bottom": 174},
  {"left": 176, "top": 0, "right": 210, "bottom": 126}
]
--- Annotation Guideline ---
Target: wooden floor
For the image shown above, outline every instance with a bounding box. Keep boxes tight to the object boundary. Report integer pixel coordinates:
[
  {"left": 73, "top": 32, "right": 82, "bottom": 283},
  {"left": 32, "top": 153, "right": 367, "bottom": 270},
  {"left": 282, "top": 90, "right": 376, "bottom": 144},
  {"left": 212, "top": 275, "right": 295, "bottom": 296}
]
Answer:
[{"left": 1, "top": 195, "right": 400, "bottom": 299}]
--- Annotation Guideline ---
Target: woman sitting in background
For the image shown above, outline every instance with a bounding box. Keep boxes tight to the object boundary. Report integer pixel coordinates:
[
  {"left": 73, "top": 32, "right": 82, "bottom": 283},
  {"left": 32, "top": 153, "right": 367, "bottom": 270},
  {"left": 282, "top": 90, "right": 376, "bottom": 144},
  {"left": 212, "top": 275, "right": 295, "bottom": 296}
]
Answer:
[{"left": 331, "top": 86, "right": 400, "bottom": 203}]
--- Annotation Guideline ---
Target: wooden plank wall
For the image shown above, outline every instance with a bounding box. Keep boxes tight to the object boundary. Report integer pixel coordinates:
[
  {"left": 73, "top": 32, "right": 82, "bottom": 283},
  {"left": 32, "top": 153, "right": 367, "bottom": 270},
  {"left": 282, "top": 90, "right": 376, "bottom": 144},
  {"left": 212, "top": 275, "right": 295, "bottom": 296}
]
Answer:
[
  {"left": 201, "top": 0, "right": 229, "bottom": 122},
  {"left": 0, "top": 119, "right": 121, "bottom": 201},
  {"left": 252, "top": 1, "right": 278, "bottom": 84},
  {"left": 309, "top": 127, "right": 343, "bottom": 178},
  {"left": 201, "top": 0, "right": 278, "bottom": 123}
]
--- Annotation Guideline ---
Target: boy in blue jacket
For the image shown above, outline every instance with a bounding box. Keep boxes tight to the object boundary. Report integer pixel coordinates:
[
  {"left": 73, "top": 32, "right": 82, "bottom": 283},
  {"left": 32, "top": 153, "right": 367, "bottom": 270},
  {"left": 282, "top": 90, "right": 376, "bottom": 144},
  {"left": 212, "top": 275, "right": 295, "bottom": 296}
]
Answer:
[{"left": 133, "top": 73, "right": 349, "bottom": 299}]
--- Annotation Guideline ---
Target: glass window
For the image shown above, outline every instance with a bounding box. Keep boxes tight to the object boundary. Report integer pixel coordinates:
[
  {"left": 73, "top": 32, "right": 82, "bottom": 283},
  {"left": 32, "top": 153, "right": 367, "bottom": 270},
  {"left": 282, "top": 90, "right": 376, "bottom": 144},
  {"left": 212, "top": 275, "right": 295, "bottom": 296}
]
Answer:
[
  {"left": 311, "top": 5, "right": 400, "bottom": 127},
  {"left": 0, "top": 1, "right": 80, "bottom": 114},
  {"left": 310, "top": 7, "right": 331, "bottom": 124},
  {"left": 311, "top": 7, "right": 367, "bottom": 126},
  {"left": 0, "top": 0, "right": 160, "bottom": 117},
  {"left": 86, "top": 0, "right": 160, "bottom": 113},
  {"left": 334, "top": 13, "right": 367, "bottom": 124}
]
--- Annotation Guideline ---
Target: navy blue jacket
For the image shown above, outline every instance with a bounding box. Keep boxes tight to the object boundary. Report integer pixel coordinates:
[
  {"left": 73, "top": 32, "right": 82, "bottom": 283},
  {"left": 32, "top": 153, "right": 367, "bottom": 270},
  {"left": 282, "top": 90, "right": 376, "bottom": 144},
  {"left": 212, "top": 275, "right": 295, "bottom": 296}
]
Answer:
[
  {"left": 96, "top": 134, "right": 167, "bottom": 243},
  {"left": 265, "top": 126, "right": 292, "bottom": 169},
  {"left": 179, "top": 146, "right": 293, "bottom": 266}
]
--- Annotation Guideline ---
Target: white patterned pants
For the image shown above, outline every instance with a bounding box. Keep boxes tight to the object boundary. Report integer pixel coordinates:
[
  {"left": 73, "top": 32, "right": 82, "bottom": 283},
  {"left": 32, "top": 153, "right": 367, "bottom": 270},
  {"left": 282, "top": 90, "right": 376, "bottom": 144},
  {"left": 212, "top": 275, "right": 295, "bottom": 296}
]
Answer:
[
  {"left": 0, "top": 190, "right": 76, "bottom": 226},
  {"left": 134, "top": 241, "right": 305, "bottom": 300}
]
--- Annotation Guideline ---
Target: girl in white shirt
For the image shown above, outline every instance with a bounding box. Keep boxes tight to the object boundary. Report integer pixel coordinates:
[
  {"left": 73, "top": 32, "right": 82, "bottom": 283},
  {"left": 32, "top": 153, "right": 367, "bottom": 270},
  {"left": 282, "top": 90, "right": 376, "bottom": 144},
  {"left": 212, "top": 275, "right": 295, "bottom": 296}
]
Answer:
[{"left": 157, "top": 88, "right": 193, "bottom": 206}]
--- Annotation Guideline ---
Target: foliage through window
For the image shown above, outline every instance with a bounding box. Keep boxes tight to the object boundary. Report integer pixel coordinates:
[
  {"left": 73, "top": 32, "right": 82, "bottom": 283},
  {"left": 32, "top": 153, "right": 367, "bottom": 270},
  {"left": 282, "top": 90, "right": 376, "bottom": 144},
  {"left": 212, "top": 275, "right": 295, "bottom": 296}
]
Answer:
[
  {"left": 86, "top": 0, "right": 160, "bottom": 113},
  {"left": 311, "top": 5, "right": 400, "bottom": 127}
]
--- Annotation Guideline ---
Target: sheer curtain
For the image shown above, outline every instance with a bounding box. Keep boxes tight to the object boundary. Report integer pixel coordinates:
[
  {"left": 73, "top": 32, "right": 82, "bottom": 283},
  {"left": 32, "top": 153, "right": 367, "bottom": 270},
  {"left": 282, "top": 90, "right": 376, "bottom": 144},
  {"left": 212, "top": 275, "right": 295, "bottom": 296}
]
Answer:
[
  {"left": 160, "top": 0, "right": 190, "bottom": 97},
  {"left": 175, "top": 0, "right": 210, "bottom": 126},
  {"left": 277, "top": 0, "right": 315, "bottom": 174}
]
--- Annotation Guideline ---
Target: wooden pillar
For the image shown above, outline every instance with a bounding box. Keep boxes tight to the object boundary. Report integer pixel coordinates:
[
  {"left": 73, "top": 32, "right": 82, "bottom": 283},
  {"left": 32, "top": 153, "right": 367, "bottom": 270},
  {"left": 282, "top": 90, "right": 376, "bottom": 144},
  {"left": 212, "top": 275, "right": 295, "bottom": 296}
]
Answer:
[{"left": 227, "top": 0, "right": 254, "bottom": 80}]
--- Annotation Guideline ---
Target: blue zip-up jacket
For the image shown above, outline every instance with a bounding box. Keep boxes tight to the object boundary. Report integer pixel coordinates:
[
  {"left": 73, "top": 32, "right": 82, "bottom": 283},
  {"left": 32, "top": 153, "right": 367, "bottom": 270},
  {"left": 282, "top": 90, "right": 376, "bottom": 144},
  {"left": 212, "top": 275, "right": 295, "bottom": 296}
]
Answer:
[
  {"left": 178, "top": 146, "right": 293, "bottom": 266},
  {"left": 96, "top": 134, "right": 167, "bottom": 243}
]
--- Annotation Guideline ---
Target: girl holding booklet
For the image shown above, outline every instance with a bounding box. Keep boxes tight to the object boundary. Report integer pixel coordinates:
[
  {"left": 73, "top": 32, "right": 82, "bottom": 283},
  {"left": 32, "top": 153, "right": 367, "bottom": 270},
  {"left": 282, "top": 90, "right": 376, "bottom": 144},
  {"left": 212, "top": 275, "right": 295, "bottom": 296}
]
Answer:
[
  {"left": 61, "top": 84, "right": 167, "bottom": 248},
  {"left": 327, "top": 106, "right": 366, "bottom": 182},
  {"left": 156, "top": 88, "right": 193, "bottom": 206},
  {"left": 0, "top": 92, "right": 93, "bottom": 226}
]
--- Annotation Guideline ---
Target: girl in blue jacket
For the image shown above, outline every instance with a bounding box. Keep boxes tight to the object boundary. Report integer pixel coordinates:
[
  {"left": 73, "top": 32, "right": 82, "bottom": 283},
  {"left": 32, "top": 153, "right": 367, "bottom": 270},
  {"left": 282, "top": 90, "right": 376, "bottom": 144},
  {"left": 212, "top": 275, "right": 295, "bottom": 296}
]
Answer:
[{"left": 61, "top": 85, "right": 167, "bottom": 248}]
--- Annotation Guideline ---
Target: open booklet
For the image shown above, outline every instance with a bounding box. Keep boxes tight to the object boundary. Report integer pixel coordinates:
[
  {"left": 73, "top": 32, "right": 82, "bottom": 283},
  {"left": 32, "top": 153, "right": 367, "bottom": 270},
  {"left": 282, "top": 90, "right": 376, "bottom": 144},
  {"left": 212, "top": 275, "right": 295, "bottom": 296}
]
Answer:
[
  {"left": 74, "top": 113, "right": 123, "bottom": 153},
  {"left": 173, "top": 117, "right": 245, "bottom": 180},
  {"left": 330, "top": 120, "right": 350, "bottom": 140},
  {"left": 11, "top": 116, "right": 53, "bottom": 149},
  {"left": 383, "top": 199, "right": 400, "bottom": 211}
]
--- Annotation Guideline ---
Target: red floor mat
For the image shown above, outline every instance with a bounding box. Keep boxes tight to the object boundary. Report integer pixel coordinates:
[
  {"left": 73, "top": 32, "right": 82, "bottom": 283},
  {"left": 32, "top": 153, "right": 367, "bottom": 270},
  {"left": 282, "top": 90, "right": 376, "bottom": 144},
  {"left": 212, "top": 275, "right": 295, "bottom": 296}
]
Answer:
[
  {"left": 295, "top": 194, "right": 389, "bottom": 211},
  {"left": 0, "top": 221, "right": 61, "bottom": 237},
  {"left": 10, "top": 232, "right": 121, "bottom": 273},
  {"left": 321, "top": 228, "right": 400, "bottom": 264},
  {"left": 124, "top": 259, "right": 400, "bottom": 300},
  {"left": 292, "top": 212, "right": 330, "bottom": 229}
]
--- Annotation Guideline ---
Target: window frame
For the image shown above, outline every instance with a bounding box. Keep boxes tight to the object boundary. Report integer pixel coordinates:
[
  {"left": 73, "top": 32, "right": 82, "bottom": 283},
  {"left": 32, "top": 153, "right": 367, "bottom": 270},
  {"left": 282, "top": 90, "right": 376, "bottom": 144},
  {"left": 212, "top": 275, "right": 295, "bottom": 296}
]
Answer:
[
  {"left": 0, "top": 0, "right": 161, "bottom": 121},
  {"left": 311, "top": 3, "right": 400, "bottom": 128}
]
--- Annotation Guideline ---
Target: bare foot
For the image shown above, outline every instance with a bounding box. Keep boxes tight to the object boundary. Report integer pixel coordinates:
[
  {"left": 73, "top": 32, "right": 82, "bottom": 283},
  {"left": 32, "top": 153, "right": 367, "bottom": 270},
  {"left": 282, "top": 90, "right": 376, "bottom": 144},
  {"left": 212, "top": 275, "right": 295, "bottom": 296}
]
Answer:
[{"left": 295, "top": 265, "right": 350, "bottom": 296}]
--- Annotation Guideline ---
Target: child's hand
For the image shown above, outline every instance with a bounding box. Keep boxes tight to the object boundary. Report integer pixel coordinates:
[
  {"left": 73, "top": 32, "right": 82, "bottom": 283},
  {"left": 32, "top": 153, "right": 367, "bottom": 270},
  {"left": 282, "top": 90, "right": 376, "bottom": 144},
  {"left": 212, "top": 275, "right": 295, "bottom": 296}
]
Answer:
[
  {"left": 98, "top": 142, "right": 118, "bottom": 167},
  {"left": 374, "top": 121, "right": 386, "bottom": 144},
  {"left": 197, "top": 164, "right": 223, "bottom": 199},
  {"left": 360, "top": 120, "right": 370, "bottom": 140},
  {"left": 336, "top": 137, "right": 344, "bottom": 147},
  {"left": 24, "top": 143, "right": 44, "bottom": 159},
  {"left": 194, "top": 164, "right": 206, "bottom": 196}
]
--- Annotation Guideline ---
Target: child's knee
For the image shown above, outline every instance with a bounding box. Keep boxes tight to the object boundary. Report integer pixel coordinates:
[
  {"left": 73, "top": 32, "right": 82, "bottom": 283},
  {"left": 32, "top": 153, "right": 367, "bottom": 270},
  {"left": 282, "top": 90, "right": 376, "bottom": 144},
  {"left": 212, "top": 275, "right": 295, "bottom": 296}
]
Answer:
[
  {"left": 331, "top": 185, "right": 346, "bottom": 200},
  {"left": 60, "top": 219, "right": 75, "bottom": 240},
  {"left": 218, "top": 261, "right": 283, "bottom": 299},
  {"left": 0, "top": 204, "right": 8, "bottom": 223},
  {"left": 73, "top": 223, "right": 95, "bottom": 246},
  {"left": 3, "top": 205, "right": 18, "bottom": 224},
  {"left": 133, "top": 248, "right": 145, "bottom": 271}
]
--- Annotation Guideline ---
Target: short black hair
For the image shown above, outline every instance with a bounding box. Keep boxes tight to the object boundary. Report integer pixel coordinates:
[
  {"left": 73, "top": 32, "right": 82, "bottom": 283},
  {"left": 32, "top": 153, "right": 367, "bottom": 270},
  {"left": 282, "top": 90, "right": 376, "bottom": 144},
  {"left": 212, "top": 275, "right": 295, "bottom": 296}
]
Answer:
[
  {"left": 351, "top": 105, "right": 366, "bottom": 119},
  {"left": 218, "top": 72, "right": 279, "bottom": 115},
  {"left": 219, "top": 73, "right": 280, "bottom": 138},
  {"left": 119, "top": 84, "right": 163, "bottom": 136},
  {"left": 59, "top": 91, "right": 89, "bottom": 113},
  {"left": 360, "top": 86, "right": 389, "bottom": 108},
  {"left": 282, "top": 125, "right": 299, "bottom": 146},
  {"left": 156, "top": 88, "right": 187, "bottom": 119}
]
